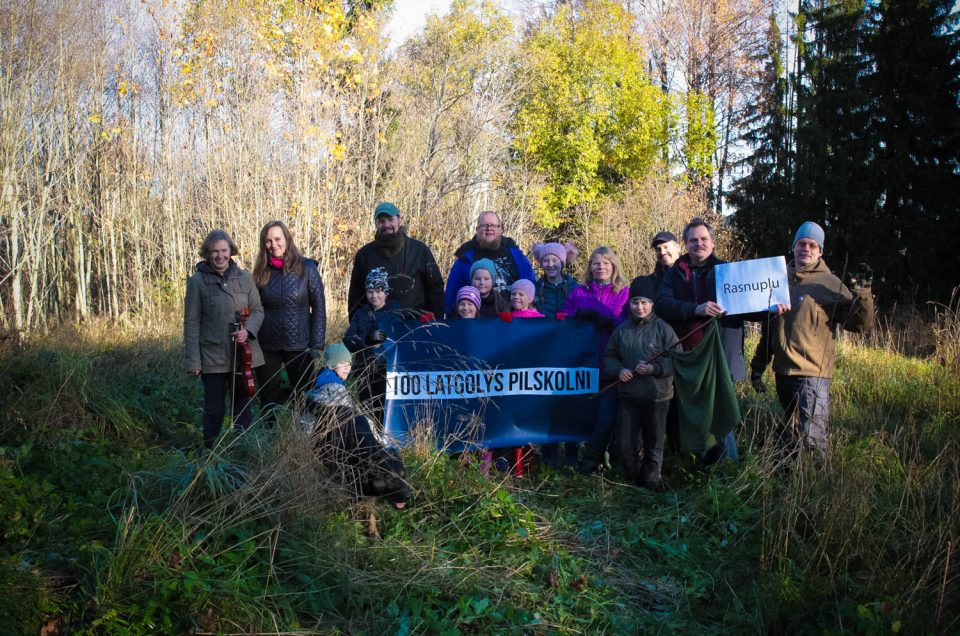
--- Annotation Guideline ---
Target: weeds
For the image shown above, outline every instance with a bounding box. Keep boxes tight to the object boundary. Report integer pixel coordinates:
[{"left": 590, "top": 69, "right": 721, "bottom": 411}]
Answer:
[{"left": 0, "top": 318, "right": 957, "bottom": 634}]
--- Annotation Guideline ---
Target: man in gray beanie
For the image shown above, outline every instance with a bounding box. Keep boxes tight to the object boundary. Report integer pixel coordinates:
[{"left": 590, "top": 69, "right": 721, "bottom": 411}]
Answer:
[{"left": 749, "top": 221, "right": 875, "bottom": 459}]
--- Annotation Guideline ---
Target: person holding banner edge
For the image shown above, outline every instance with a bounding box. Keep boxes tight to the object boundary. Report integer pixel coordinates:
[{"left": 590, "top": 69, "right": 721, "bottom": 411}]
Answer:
[
  {"left": 344, "top": 268, "right": 426, "bottom": 426},
  {"left": 655, "top": 217, "right": 747, "bottom": 462},
  {"left": 749, "top": 221, "right": 875, "bottom": 460}
]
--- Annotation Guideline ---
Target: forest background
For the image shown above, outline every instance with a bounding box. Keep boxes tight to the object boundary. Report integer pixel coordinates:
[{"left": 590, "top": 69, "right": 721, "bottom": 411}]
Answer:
[
  {"left": 1, "top": 0, "right": 959, "bottom": 634},
  {"left": 3, "top": 0, "right": 958, "bottom": 332}
]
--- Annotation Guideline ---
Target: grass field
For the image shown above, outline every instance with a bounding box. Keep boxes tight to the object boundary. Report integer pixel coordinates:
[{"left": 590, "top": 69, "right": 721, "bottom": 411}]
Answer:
[{"left": 1, "top": 316, "right": 957, "bottom": 635}]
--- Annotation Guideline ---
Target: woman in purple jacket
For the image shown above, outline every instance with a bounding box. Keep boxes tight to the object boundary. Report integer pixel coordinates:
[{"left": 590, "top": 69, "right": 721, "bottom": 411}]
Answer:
[{"left": 563, "top": 246, "right": 630, "bottom": 473}]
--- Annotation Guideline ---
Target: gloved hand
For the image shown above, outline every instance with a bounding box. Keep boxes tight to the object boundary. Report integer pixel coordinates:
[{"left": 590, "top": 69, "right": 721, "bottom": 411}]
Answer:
[
  {"left": 555, "top": 312, "right": 568, "bottom": 321},
  {"left": 750, "top": 368, "right": 766, "bottom": 394},
  {"left": 498, "top": 312, "right": 514, "bottom": 323},
  {"left": 365, "top": 329, "right": 387, "bottom": 345},
  {"left": 309, "top": 347, "right": 323, "bottom": 360},
  {"left": 575, "top": 308, "right": 600, "bottom": 323},
  {"left": 418, "top": 312, "right": 435, "bottom": 323},
  {"left": 594, "top": 314, "right": 615, "bottom": 329},
  {"left": 849, "top": 263, "right": 873, "bottom": 290}
]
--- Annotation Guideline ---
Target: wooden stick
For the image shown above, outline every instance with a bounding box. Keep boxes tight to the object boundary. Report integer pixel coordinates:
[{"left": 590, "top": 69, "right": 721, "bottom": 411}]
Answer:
[{"left": 593, "top": 315, "right": 719, "bottom": 397}]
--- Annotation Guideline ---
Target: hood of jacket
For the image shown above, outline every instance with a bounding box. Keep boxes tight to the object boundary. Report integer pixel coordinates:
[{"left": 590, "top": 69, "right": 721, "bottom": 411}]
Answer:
[
  {"left": 453, "top": 235, "right": 520, "bottom": 260},
  {"left": 314, "top": 368, "right": 344, "bottom": 388},
  {"left": 196, "top": 260, "right": 238, "bottom": 277}
]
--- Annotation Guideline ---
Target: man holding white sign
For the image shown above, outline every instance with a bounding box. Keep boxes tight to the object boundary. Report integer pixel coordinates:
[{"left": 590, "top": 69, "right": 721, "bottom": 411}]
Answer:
[
  {"left": 656, "top": 217, "right": 751, "bottom": 461},
  {"left": 749, "top": 221, "right": 875, "bottom": 459}
]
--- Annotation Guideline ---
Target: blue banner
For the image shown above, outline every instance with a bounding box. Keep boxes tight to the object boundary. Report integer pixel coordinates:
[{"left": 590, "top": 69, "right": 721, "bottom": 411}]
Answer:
[{"left": 381, "top": 318, "right": 600, "bottom": 451}]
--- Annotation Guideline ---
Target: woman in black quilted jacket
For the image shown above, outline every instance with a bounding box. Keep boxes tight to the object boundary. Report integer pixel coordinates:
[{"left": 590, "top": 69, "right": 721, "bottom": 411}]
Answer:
[{"left": 252, "top": 220, "right": 326, "bottom": 421}]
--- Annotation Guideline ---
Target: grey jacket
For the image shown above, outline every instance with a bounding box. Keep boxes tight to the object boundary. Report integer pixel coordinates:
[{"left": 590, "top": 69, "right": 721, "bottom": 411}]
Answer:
[{"left": 184, "top": 261, "right": 265, "bottom": 373}]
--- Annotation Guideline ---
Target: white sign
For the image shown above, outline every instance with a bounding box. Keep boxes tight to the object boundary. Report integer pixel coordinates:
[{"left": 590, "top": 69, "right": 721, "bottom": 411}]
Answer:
[
  {"left": 715, "top": 256, "right": 790, "bottom": 315},
  {"left": 385, "top": 367, "right": 599, "bottom": 401}
]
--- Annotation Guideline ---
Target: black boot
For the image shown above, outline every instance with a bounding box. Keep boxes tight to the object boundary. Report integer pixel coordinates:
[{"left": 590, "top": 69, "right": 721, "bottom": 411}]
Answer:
[{"left": 577, "top": 446, "right": 603, "bottom": 474}]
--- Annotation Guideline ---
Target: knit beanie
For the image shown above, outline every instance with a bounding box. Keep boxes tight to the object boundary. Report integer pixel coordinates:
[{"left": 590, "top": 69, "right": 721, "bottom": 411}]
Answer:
[
  {"left": 364, "top": 266, "right": 390, "bottom": 291},
  {"left": 324, "top": 343, "right": 353, "bottom": 368},
  {"left": 469, "top": 258, "right": 498, "bottom": 280},
  {"left": 456, "top": 285, "right": 482, "bottom": 309},
  {"left": 511, "top": 279, "right": 535, "bottom": 300},
  {"left": 628, "top": 277, "right": 657, "bottom": 301},
  {"left": 793, "top": 221, "right": 825, "bottom": 250},
  {"left": 532, "top": 242, "right": 578, "bottom": 267}
]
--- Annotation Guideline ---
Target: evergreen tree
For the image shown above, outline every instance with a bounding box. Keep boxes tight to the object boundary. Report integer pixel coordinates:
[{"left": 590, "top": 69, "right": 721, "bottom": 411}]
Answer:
[
  {"left": 867, "top": 0, "right": 960, "bottom": 303},
  {"left": 792, "top": 0, "right": 879, "bottom": 279},
  {"left": 730, "top": 10, "right": 795, "bottom": 258}
]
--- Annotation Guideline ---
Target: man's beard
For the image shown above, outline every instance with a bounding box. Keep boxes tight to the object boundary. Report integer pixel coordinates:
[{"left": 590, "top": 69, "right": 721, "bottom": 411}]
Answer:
[
  {"left": 375, "top": 226, "right": 407, "bottom": 255},
  {"left": 475, "top": 236, "right": 501, "bottom": 251}
]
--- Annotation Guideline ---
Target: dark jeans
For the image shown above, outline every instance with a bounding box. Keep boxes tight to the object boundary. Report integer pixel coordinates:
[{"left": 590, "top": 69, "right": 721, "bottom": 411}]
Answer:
[
  {"left": 256, "top": 349, "right": 315, "bottom": 421},
  {"left": 357, "top": 362, "right": 387, "bottom": 427},
  {"left": 541, "top": 442, "right": 580, "bottom": 467},
  {"left": 614, "top": 397, "right": 669, "bottom": 484},
  {"left": 664, "top": 395, "right": 680, "bottom": 454},
  {"left": 201, "top": 373, "right": 255, "bottom": 448},
  {"left": 775, "top": 374, "right": 831, "bottom": 458}
]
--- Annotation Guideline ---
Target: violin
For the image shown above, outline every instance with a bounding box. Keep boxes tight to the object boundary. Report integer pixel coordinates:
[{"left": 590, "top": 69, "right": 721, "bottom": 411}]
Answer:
[{"left": 233, "top": 307, "right": 256, "bottom": 399}]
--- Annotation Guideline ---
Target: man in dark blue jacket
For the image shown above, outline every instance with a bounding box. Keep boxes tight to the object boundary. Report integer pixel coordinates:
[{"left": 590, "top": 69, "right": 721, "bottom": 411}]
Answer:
[
  {"left": 443, "top": 211, "right": 535, "bottom": 316},
  {"left": 348, "top": 202, "right": 445, "bottom": 319}
]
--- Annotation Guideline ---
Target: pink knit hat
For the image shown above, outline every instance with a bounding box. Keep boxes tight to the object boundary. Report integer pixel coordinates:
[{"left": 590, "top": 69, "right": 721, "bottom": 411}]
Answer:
[
  {"left": 532, "top": 242, "right": 579, "bottom": 267},
  {"left": 456, "top": 285, "right": 482, "bottom": 309},
  {"left": 510, "top": 279, "right": 535, "bottom": 300}
]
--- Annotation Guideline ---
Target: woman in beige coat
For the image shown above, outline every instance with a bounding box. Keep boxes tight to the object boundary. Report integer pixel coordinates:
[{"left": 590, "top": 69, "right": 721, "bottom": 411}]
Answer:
[{"left": 184, "top": 229, "right": 265, "bottom": 447}]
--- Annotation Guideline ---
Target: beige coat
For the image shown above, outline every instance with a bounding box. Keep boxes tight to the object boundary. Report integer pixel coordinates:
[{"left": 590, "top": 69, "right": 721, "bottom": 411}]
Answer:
[
  {"left": 752, "top": 258, "right": 874, "bottom": 378},
  {"left": 183, "top": 261, "right": 265, "bottom": 374}
]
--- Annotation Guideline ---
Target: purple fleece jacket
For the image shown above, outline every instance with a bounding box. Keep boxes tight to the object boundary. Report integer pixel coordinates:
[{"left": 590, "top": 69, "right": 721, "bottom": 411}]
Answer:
[{"left": 562, "top": 282, "right": 629, "bottom": 378}]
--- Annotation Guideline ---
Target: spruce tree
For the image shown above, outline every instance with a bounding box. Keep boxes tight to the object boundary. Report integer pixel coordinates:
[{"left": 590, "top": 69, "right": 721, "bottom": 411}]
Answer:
[
  {"left": 867, "top": 0, "right": 960, "bottom": 303},
  {"left": 792, "top": 0, "right": 880, "bottom": 280},
  {"left": 730, "top": 10, "right": 795, "bottom": 258}
]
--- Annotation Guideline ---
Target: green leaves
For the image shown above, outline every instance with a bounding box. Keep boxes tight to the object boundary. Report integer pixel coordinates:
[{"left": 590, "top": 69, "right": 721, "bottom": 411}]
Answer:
[{"left": 513, "top": 0, "right": 672, "bottom": 227}]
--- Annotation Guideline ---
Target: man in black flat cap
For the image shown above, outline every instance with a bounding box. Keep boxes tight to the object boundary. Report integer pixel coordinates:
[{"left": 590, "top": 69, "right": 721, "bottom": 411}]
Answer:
[{"left": 623, "top": 229, "right": 683, "bottom": 453}]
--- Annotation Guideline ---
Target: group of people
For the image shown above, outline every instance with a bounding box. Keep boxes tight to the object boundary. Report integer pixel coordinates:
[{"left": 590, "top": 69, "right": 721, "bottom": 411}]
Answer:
[{"left": 183, "top": 202, "right": 875, "bottom": 495}]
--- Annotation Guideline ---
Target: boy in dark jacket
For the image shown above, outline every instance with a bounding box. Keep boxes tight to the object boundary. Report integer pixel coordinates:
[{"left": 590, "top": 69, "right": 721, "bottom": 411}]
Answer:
[
  {"left": 604, "top": 278, "right": 680, "bottom": 488},
  {"left": 344, "top": 268, "right": 421, "bottom": 424}
]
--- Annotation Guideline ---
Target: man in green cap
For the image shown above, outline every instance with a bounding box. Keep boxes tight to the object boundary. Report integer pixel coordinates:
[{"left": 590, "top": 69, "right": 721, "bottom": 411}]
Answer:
[{"left": 347, "top": 201, "right": 445, "bottom": 319}]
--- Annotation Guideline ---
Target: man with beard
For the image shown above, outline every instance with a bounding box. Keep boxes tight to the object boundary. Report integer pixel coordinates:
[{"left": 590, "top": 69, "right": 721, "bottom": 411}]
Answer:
[
  {"left": 347, "top": 202, "right": 445, "bottom": 319},
  {"left": 443, "top": 211, "right": 536, "bottom": 316},
  {"left": 749, "top": 221, "right": 874, "bottom": 460},
  {"left": 656, "top": 217, "right": 746, "bottom": 462}
]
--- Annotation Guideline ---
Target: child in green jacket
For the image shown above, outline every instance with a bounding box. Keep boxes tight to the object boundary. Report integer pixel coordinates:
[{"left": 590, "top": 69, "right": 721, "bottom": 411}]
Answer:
[{"left": 603, "top": 278, "right": 680, "bottom": 488}]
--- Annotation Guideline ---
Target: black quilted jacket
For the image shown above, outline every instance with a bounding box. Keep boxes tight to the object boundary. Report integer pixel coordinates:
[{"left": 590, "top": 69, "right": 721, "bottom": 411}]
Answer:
[{"left": 257, "top": 259, "right": 326, "bottom": 352}]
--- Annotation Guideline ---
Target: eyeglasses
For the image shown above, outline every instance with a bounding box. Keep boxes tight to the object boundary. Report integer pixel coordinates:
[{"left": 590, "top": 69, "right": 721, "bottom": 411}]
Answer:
[{"left": 477, "top": 224, "right": 501, "bottom": 230}]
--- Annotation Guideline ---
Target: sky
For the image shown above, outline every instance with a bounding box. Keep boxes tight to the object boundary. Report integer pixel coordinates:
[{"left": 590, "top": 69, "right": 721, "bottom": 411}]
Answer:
[{"left": 385, "top": 0, "right": 454, "bottom": 46}]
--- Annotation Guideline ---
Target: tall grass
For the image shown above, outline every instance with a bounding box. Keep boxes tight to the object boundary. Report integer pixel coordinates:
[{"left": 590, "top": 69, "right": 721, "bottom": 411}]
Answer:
[{"left": 1, "top": 312, "right": 957, "bottom": 633}]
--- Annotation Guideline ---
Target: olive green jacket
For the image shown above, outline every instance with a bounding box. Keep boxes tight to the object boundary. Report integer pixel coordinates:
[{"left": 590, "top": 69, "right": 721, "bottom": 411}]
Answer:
[
  {"left": 183, "top": 261, "right": 265, "bottom": 374},
  {"left": 751, "top": 258, "right": 874, "bottom": 379},
  {"left": 603, "top": 314, "right": 680, "bottom": 402}
]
